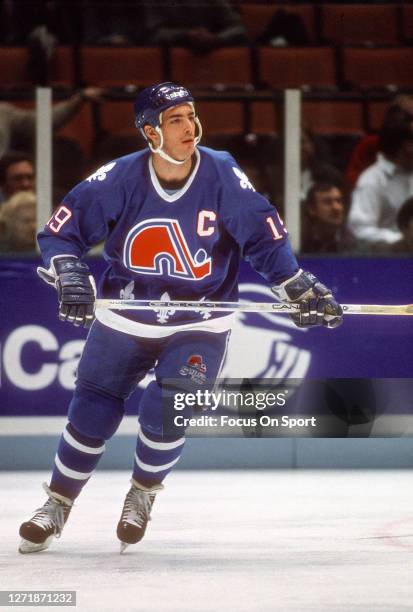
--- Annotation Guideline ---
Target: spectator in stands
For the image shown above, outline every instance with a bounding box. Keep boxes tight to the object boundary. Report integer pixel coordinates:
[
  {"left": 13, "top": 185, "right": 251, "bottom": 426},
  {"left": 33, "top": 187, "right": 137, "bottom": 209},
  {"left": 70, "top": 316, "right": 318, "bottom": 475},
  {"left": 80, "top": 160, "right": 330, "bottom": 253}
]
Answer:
[
  {"left": 0, "top": 88, "right": 103, "bottom": 160},
  {"left": 301, "top": 181, "right": 354, "bottom": 253},
  {"left": 272, "top": 126, "right": 343, "bottom": 216},
  {"left": 82, "top": 1, "right": 148, "bottom": 45},
  {"left": 0, "top": 191, "right": 36, "bottom": 253},
  {"left": 0, "top": 152, "right": 35, "bottom": 204},
  {"left": 347, "top": 107, "right": 413, "bottom": 251},
  {"left": 144, "top": 0, "right": 248, "bottom": 52},
  {"left": 346, "top": 95, "right": 413, "bottom": 188},
  {"left": 300, "top": 126, "right": 343, "bottom": 201},
  {"left": 391, "top": 197, "right": 413, "bottom": 253},
  {"left": 256, "top": 8, "right": 310, "bottom": 47}
]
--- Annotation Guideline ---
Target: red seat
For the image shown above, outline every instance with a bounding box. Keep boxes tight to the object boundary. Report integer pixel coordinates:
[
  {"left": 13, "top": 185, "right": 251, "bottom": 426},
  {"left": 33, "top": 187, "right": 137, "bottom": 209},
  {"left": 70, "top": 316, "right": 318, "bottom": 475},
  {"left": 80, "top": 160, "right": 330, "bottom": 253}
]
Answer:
[
  {"left": 98, "top": 101, "right": 136, "bottom": 136},
  {"left": 302, "top": 100, "right": 364, "bottom": 135},
  {"left": 196, "top": 101, "right": 244, "bottom": 134},
  {"left": 343, "top": 48, "right": 413, "bottom": 90},
  {"left": 401, "top": 5, "right": 413, "bottom": 43},
  {"left": 0, "top": 47, "right": 30, "bottom": 88},
  {"left": 259, "top": 47, "right": 336, "bottom": 90},
  {"left": 57, "top": 103, "right": 94, "bottom": 158},
  {"left": 368, "top": 101, "right": 391, "bottom": 133},
  {"left": 0, "top": 46, "right": 74, "bottom": 88},
  {"left": 321, "top": 4, "right": 399, "bottom": 46},
  {"left": 81, "top": 47, "right": 163, "bottom": 87},
  {"left": 49, "top": 47, "right": 75, "bottom": 87},
  {"left": 250, "top": 101, "right": 280, "bottom": 135},
  {"left": 170, "top": 47, "right": 251, "bottom": 89},
  {"left": 239, "top": 4, "right": 316, "bottom": 43}
]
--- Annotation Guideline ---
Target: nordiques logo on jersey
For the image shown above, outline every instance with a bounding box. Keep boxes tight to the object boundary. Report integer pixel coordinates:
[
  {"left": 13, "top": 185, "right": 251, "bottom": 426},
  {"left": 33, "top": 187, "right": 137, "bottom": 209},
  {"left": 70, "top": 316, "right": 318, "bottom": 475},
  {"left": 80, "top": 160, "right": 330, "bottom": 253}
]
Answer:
[{"left": 123, "top": 218, "right": 212, "bottom": 280}]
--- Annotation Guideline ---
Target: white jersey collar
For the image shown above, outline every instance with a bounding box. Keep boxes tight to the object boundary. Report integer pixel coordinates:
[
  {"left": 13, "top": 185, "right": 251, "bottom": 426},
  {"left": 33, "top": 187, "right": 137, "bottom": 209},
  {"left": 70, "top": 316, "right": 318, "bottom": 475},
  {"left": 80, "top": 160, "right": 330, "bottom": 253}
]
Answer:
[{"left": 149, "top": 148, "right": 200, "bottom": 202}]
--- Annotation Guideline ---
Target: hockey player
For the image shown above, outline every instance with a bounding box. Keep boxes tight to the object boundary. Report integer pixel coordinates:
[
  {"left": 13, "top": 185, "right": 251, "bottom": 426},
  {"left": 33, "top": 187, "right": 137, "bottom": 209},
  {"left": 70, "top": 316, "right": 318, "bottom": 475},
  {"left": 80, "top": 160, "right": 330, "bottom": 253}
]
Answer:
[{"left": 19, "top": 82, "right": 342, "bottom": 554}]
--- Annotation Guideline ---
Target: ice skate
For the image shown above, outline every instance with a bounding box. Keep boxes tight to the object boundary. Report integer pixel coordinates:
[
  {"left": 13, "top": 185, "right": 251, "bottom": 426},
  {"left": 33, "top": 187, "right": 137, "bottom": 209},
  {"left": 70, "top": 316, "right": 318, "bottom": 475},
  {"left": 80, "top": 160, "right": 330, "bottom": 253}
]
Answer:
[
  {"left": 117, "top": 479, "right": 163, "bottom": 553},
  {"left": 19, "top": 483, "right": 73, "bottom": 554}
]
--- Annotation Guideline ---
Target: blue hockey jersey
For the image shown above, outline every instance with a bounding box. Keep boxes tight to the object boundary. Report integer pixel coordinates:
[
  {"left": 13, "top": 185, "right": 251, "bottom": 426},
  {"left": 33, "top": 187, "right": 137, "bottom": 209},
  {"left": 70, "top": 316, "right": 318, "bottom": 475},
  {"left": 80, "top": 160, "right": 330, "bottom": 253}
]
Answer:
[{"left": 38, "top": 146, "right": 299, "bottom": 330}]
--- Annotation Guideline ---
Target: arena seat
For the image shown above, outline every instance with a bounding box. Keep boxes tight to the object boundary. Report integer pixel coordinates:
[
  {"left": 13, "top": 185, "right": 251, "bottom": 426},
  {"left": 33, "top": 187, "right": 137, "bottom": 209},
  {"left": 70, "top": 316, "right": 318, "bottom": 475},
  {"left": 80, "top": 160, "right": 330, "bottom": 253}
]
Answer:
[
  {"left": 57, "top": 103, "right": 94, "bottom": 158},
  {"left": 170, "top": 47, "right": 252, "bottom": 89},
  {"left": 367, "top": 101, "right": 391, "bottom": 133},
  {"left": 250, "top": 101, "right": 281, "bottom": 135},
  {"left": 81, "top": 47, "right": 163, "bottom": 87},
  {"left": 0, "top": 46, "right": 74, "bottom": 89},
  {"left": 343, "top": 48, "right": 413, "bottom": 90},
  {"left": 258, "top": 47, "right": 336, "bottom": 90},
  {"left": 49, "top": 47, "right": 75, "bottom": 87},
  {"left": 97, "top": 101, "right": 136, "bottom": 135},
  {"left": 401, "top": 4, "right": 413, "bottom": 43},
  {"left": 196, "top": 101, "right": 244, "bottom": 134},
  {"left": 302, "top": 100, "right": 364, "bottom": 135},
  {"left": 320, "top": 4, "right": 399, "bottom": 46},
  {"left": 0, "top": 47, "right": 29, "bottom": 88}
]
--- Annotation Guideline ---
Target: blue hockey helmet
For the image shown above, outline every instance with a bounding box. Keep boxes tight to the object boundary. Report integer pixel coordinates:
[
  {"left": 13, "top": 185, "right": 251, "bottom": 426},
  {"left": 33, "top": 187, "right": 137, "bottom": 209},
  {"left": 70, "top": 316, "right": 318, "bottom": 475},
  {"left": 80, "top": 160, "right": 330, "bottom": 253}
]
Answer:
[{"left": 134, "top": 82, "right": 195, "bottom": 130}]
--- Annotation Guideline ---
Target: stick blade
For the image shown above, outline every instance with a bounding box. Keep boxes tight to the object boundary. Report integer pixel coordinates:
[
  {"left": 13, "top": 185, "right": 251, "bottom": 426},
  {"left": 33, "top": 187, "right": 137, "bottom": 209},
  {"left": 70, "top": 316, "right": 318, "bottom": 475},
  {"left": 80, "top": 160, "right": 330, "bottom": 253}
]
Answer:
[{"left": 343, "top": 304, "right": 413, "bottom": 316}]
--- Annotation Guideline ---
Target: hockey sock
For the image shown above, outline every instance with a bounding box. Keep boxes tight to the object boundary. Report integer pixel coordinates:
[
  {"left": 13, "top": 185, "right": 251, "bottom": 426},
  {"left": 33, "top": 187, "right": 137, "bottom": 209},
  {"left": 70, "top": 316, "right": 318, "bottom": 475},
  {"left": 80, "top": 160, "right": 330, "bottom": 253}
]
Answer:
[
  {"left": 50, "top": 423, "right": 106, "bottom": 500},
  {"left": 132, "top": 424, "right": 185, "bottom": 488}
]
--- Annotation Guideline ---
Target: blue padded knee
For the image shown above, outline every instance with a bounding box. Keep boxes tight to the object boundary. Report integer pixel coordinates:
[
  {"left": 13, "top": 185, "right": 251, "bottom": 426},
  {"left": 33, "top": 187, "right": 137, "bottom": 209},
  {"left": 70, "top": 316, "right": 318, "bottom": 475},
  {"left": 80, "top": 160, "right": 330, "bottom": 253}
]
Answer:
[
  {"left": 68, "top": 382, "right": 125, "bottom": 440},
  {"left": 138, "top": 380, "right": 164, "bottom": 437},
  {"left": 139, "top": 379, "right": 193, "bottom": 438}
]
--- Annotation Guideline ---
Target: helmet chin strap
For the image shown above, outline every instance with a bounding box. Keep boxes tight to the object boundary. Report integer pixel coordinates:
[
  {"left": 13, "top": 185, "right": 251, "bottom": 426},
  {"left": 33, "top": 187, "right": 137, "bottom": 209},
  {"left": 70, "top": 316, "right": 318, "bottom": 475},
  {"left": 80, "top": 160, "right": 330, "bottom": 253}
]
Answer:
[{"left": 147, "top": 116, "right": 203, "bottom": 165}]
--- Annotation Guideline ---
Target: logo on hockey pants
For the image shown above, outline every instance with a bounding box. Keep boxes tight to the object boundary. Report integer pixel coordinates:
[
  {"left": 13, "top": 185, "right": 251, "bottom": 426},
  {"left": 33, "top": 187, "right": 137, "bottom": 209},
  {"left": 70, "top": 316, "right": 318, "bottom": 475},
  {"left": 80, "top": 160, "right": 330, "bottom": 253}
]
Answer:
[
  {"left": 123, "top": 218, "right": 212, "bottom": 280},
  {"left": 179, "top": 354, "right": 207, "bottom": 384}
]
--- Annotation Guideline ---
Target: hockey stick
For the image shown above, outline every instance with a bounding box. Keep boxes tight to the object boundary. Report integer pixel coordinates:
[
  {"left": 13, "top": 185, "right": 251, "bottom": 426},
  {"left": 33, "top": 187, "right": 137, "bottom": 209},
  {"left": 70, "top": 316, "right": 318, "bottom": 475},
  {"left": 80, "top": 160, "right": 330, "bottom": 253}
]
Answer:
[{"left": 95, "top": 299, "right": 413, "bottom": 316}]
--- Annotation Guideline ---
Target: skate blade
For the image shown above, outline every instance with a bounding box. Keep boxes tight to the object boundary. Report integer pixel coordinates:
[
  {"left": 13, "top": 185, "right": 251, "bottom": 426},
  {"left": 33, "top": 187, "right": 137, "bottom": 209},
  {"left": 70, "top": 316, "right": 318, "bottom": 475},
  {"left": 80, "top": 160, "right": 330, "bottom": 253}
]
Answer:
[
  {"left": 18, "top": 535, "right": 54, "bottom": 554},
  {"left": 120, "top": 541, "right": 129, "bottom": 554}
]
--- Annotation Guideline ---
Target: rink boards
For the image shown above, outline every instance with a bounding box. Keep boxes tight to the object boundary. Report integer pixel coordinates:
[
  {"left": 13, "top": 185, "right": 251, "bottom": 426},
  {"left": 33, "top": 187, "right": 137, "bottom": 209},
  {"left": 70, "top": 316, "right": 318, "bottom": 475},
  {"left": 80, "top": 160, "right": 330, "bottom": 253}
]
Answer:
[{"left": 0, "top": 256, "right": 412, "bottom": 468}]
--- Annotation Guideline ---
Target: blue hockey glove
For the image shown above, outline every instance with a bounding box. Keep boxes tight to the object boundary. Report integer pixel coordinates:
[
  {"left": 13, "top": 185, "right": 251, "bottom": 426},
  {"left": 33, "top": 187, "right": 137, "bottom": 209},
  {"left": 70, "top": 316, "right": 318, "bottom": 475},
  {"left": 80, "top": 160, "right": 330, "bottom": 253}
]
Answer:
[
  {"left": 37, "top": 256, "right": 96, "bottom": 328},
  {"left": 271, "top": 270, "right": 343, "bottom": 329}
]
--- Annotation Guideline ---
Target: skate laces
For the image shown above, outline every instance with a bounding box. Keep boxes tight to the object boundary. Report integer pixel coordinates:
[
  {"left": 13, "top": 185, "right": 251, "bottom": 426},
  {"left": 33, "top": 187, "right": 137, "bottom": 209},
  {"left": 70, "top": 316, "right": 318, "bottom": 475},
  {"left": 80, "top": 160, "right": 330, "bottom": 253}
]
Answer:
[
  {"left": 29, "top": 483, "right": 70, "bottom": 537},
  {"left": 122, "top": 488, "right": 154, "bottom": 527}
]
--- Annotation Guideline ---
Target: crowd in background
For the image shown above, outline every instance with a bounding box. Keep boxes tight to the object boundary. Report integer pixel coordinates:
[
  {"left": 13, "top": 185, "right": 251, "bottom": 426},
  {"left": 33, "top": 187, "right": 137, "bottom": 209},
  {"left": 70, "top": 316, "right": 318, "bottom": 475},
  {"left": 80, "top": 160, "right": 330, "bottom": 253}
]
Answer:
[{"left": 1, "top": 0, "right": 413, "bottom": 256}]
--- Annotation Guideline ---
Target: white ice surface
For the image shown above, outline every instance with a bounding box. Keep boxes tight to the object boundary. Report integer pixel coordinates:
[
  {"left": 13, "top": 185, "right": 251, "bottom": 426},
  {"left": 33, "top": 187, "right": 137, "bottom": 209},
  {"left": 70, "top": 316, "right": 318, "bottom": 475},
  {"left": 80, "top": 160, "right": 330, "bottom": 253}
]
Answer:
[{"left": 2, "top": 470, "right": 413, "bottom": 612}]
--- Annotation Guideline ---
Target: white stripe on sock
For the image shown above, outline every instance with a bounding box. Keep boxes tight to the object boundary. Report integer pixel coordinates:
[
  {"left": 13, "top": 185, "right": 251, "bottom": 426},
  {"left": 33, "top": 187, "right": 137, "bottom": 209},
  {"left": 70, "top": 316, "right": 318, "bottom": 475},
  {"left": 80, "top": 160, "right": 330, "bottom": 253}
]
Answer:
[
  {"left": 138, "top": 426, "right": 185, "bottom": 451},
  {"left": 54, "top": 454, "right": 94, "bottom": 480},
  {"left": 63, "top": 427, "right": 105, "bottom": 455},
  {"left": 134, "top": 452, "right": 180, "bottom": 473}
]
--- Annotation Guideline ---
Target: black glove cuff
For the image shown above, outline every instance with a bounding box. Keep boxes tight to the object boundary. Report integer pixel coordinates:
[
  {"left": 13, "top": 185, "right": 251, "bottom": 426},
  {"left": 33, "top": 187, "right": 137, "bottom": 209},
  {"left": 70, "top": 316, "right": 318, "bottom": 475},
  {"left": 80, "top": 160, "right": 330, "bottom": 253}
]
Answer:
[
  {"left": 283, "top": 271, "right": 317, "bottom": 301},
  {"left": 54, "top": 257, "right": 91, "bottom": 277}
]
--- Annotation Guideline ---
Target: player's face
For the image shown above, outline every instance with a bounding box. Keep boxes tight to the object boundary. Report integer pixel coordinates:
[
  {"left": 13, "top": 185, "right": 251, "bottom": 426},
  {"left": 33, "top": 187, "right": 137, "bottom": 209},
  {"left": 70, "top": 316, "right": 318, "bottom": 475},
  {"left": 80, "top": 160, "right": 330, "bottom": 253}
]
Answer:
[
  {"left": 312, "top": 187, "right": 345, "bottom": 227},
  {"left": 160, "top": 104, "right": 197, "bottom": 160}
]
